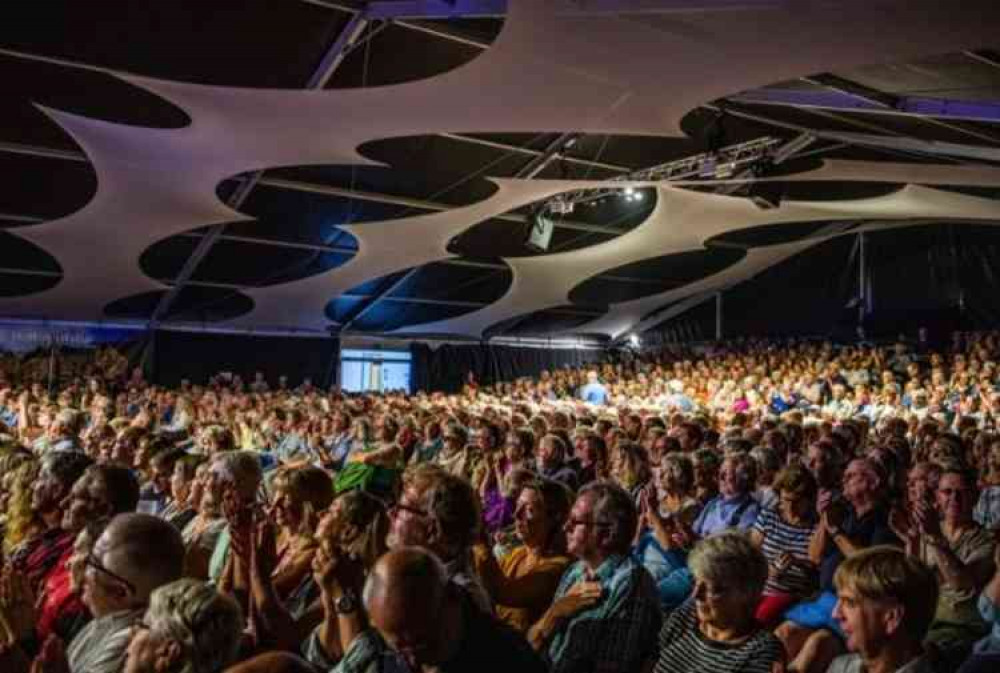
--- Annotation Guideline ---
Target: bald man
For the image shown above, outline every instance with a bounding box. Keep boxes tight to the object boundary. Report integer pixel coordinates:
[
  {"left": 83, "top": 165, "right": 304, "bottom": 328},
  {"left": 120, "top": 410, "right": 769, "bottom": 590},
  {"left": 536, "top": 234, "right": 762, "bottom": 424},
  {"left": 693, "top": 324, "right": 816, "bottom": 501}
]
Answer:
[
  {"left": 67, "top": 513, "right": 185, "bottom": 673},
  {"left": 324, "top": 548, "right": 546, "bottom": 673}
]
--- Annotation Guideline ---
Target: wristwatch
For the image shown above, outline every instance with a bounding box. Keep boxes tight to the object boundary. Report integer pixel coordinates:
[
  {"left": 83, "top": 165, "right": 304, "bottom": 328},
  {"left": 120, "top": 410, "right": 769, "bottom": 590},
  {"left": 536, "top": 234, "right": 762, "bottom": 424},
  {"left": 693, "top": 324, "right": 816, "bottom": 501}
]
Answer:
[{"left": 334, "top": 590, "right": 359, "bottom": 615}]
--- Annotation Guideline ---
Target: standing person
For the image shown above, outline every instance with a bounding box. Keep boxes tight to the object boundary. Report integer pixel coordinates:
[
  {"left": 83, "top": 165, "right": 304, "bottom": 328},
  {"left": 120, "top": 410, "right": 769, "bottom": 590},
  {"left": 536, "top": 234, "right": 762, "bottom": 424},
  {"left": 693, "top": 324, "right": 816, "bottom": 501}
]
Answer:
[
  {"left": 827, "top": 546, "right": 939, "bottom": 673},
  {"left": 528, "top": 482, "right": 661, "bottom": 673},
  {"left": 579, "top": 371, "right": 609, "bottom": 406}
]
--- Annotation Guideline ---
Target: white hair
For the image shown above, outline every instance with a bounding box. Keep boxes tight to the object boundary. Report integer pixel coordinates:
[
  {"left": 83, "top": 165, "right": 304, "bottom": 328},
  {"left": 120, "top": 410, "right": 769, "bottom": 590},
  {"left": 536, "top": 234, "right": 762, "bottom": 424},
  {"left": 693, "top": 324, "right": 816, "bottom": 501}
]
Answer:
[{"left": 146, "top": 579, "right": 242, "bottom": 673}]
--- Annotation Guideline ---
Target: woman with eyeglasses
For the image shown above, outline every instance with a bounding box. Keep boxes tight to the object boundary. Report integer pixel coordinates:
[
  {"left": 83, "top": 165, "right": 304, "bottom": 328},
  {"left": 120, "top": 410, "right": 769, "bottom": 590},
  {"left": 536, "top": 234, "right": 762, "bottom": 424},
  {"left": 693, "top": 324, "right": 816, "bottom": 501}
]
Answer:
[{"left": 652, "top": 532, "right": 784, "bottom": 673}]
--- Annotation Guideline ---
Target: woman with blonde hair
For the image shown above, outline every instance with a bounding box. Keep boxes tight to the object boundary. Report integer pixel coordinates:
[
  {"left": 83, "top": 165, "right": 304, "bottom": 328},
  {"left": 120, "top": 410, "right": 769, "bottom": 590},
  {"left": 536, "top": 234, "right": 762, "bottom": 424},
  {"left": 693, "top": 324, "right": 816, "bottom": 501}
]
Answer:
[{"left": 268, "top": 465, "right": 335, "bottom": 600}]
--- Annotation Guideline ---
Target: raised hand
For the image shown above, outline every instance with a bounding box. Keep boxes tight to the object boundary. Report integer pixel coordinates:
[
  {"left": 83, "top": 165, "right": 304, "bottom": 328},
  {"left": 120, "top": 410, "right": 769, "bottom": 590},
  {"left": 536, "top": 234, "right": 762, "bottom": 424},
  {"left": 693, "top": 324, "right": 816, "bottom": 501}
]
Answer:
[{"left": 549, "top": 580, "right": 603, "bottom": 621}]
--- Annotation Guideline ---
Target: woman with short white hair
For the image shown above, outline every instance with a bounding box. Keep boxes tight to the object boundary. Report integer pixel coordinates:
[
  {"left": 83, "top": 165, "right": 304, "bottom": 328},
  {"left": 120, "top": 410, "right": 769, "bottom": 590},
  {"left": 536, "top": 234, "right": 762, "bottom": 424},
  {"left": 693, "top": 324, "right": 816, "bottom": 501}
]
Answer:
[
  {"left": 123, "top": 578, "right": 242, "bottom": 673},
  {"left": 652, "top": 532, "right": 784, "bottom": 673}
]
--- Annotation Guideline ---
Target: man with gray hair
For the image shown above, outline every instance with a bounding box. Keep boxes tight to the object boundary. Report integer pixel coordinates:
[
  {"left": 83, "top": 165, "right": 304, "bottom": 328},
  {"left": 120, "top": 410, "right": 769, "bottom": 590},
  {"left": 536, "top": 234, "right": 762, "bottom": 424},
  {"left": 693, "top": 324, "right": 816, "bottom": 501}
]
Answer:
[
  {"left": 528, "top": 481, "right": 661, "bottom": 673},
  {"left": 33, "top": 409, "right": 83, "bottom": 454},
  {"left": 122, "top": 579, "right": 242, "bottom": 673},
  {"left": 206, "top": 450, "right": 264, "bottom": 583}
]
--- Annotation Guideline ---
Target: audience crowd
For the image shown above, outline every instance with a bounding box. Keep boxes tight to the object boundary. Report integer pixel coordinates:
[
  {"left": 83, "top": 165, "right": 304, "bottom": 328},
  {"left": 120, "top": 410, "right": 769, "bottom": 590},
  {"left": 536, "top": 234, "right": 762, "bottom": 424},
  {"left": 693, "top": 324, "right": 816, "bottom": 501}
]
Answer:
[{"left": 0, "top": 332, "right": 999, "bottom": 673}]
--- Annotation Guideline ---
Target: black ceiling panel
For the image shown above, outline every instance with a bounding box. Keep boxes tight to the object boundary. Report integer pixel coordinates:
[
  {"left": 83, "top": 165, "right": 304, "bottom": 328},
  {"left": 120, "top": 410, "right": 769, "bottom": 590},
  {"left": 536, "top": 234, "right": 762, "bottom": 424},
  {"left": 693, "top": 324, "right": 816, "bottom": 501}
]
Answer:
[
  {"left": 0, "top": 1, "right": 345, "bottom": 88},
  {"left": 104, "top": 287, "right": 254, "bottom": 323},
  {"left": 705, "top": 219, "right": 861, "bottom": 249},
  {"left": 0, "top": 231, "right": 62, "bottom": 272},
  {"left": 235, "top": 182, "right": 436, "bottom": 234},
  {"left": 487, "top": 305, "right": 608, "bottom": 337},
  {"left": 568, "top": 248, "right": 746, "bottom": 307},
  {"left": 140, "top": 234, "right": 354, "bottom": 288},
  {"left": 0, "top": 153, "right": 96, "bottom": 220},
  {"left": 0, "top": 54, "right": 190, "bottom": 152},
  {"left": 348, "top": 300, "right": 482, "bottom": 332},
  {"left": 835, "top": 51, "right": 1000, "bottom": 102},
  {"left": 389, "top": 260, "right": 511, "bottom": 303},
  {"left": 0, "top": 271, "right": 60, "bottom": 297},
  {"left": 324, "top": 20, "right": 499, "bottom": 89}
]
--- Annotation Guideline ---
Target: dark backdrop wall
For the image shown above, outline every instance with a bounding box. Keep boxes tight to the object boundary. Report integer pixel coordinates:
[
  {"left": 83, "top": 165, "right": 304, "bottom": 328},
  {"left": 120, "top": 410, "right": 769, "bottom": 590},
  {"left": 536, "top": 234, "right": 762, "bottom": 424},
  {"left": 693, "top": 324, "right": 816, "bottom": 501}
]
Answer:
[
  {"left": 648, "top": 223, "right": 1000, "bottom": 344},
  {"left": 411, "top": 343, "right": 605, "bottom": 393},
  {"left": 144, "top": 330, "right": 340, "bottom": 388}
]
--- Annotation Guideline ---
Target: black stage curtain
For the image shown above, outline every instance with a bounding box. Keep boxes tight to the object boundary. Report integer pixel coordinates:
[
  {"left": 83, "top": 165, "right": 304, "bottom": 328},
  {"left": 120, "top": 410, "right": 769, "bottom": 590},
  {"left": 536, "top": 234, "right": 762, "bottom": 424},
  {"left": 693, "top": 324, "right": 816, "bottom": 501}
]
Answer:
[
  {"left": 146, "top": 330, "right": 339, "bottom": 388},
  {"left": 411, "top": 343, "right": 605, "bottom": 393}
]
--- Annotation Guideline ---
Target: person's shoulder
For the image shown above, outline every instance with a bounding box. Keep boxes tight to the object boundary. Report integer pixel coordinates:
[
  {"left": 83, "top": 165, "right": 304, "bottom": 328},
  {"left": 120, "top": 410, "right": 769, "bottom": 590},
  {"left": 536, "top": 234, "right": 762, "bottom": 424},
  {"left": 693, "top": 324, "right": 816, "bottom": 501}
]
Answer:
[{"left": 825, "top": 653, "right": 862, "bottom": 673}]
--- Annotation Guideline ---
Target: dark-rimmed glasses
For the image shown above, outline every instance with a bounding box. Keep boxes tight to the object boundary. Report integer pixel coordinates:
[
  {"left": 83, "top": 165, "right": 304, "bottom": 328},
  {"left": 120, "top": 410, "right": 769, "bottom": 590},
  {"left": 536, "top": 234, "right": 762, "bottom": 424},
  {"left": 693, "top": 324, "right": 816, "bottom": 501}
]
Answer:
[{"left": 85, "top": 552, "right": 136, "bottom": 594}]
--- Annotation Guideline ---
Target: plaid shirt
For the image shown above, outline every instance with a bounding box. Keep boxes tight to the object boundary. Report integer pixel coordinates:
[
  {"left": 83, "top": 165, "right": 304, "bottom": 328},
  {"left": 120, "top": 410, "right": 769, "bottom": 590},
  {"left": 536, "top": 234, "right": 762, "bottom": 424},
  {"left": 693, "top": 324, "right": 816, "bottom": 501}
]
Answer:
[
  {"left": 547, "top": 554, "right": 662, "bottom": 673},
  {"left": 974, "top": 486, "right": 1000, "bottom": 531}
]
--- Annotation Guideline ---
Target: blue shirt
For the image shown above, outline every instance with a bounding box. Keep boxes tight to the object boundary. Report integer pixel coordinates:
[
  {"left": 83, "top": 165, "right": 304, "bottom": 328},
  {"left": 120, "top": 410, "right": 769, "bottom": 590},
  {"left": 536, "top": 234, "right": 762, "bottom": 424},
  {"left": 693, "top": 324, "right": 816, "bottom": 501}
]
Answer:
[
  {"left": 632, "top": 531, "right": 693, "bottom": 611},
  {"left": 275, "top": 432, "right": 313, "bottom": 463},
  {"left": 579, "top": 382, "right": 608, "bottom": 405},
  {"left": 547, "top": 554, "right": 662, "bottom": 673},
  {"left": 0, "top": 406, "right": 17, "bottom": 429},
  {"left": 692, "top": 493, "right": 760, "bottom": 538}
]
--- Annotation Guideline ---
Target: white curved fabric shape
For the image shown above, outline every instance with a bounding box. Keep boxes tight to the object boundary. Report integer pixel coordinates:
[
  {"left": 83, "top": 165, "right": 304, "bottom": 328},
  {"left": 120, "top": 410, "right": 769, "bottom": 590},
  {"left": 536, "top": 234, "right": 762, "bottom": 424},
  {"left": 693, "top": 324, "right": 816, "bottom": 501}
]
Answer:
[{"left": 3, "top": 0, "right": 1000, "bottom": 334}]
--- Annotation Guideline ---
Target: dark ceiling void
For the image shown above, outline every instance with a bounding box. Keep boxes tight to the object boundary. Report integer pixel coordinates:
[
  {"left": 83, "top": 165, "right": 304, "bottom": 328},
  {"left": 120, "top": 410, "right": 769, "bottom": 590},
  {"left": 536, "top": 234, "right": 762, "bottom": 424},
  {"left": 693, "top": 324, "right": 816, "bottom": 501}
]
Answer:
[
  {"left": 104, "top": 287, "right": 254, "bottom": 323},
  {"left": 0, "top": 0, "right": 345, "bottom": 88},
  {"left": 0, "top": 229, "right": 62, "bottom": 297},
  {"left": 0, "top": 54, "right": 190, "bottom": 151},
  {"left": 326, "top": 259, "right": 512, "bottom": 333},
  {"left": 227, "top": 180, "right": 436, "bottom": 234},
  {"left": 688, "top": 180, "right": 903, "bottom": 202},
  {"left": 0, "top": 153, "right": 96, "bottom": 221},
  {"left": 933, "top": 185, "right": 1000, "bottom": 199},
  {"left": 139, "top": 230, "right": 355, "bottom": 289},
  {"left": 705, "top": 220, "right": 861, "bottom": 249},
  {"left": 451, "top": 188, "right": 657, "bottom": 259},
  {"left": 0, "top": 271, "right": 60, "bottom": 297},
  {"left": 833, "top": 51, "right": 1000, "bottom": 102},
  {"left": 0, "top": 230, "right": 62, "bottom": 273},
  {"left": 324, "top": 19, "right": 502, "bottom": 89},
  {"left": 568, "top": 248, "right": 746, "bottom": 308},
  {"left": 485, "top": 305, "right": 609, "bottom": 338}
]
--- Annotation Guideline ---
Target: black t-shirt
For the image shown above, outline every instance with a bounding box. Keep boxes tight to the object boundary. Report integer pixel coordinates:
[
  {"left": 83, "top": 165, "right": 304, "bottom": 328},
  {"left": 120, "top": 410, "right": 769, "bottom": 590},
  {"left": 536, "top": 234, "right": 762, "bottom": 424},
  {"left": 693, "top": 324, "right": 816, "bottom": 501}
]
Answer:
[
  {"left": 438, "top": 593, "right": 548, "bottom": 673},
  {"left": 819, "top": 503, "right": 899, "bottom": 591}
]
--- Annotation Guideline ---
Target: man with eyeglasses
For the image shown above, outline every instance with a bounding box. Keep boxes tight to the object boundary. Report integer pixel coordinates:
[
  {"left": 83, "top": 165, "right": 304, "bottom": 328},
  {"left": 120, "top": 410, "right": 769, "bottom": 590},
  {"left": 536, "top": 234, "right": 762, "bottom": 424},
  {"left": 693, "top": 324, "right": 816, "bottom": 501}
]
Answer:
[
  {"left": 1, "top": 514, "right": 185, "bottom": 673},
  {"left": 527, "top": 481, "right": 661, "bottom": 673}
]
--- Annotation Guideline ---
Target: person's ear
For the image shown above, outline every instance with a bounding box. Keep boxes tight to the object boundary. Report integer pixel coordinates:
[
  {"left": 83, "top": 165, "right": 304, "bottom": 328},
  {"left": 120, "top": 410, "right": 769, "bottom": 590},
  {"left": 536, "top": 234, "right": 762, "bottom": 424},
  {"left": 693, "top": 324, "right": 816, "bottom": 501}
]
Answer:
[{"left": 882, "top": 603, "right": 904, "bottom": 639}]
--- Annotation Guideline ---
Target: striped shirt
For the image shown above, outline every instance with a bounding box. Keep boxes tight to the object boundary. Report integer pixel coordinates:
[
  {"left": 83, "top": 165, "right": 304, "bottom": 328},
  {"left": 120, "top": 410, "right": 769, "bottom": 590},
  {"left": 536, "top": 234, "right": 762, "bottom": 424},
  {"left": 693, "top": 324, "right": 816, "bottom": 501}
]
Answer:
[
  {"left": 653, "top": 599, "right": 783, "bottom": 673},
  {"left": 752, "top": 507, "right": 817, "bottom": 596}
]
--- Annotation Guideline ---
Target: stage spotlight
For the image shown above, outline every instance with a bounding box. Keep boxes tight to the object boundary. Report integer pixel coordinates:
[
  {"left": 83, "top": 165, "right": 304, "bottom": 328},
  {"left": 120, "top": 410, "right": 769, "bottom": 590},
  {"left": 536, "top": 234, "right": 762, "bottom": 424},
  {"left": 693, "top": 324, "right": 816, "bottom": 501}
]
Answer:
[
  {"left": 628, "top": 333, "right": 641, "bottom": 348},
  {"left": 527, "top": 210, "right": 554, "bottom": 252}
]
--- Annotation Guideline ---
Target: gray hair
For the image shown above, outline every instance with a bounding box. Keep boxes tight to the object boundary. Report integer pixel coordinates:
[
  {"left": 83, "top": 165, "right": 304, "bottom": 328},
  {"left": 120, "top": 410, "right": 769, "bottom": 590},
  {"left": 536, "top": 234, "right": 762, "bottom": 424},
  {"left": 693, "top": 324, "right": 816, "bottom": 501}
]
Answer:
[
  {"left": 210, "top": 451, "right": 263, "bottom": 499},
  {"left": 578, "top": 481, "right": 637, "bottom": 555},
  {"left": 688, "top": 531, "right": 768, "bottom": 599},
  {"left": 146, "top": 579, "right": 242, "bottom": 673}
]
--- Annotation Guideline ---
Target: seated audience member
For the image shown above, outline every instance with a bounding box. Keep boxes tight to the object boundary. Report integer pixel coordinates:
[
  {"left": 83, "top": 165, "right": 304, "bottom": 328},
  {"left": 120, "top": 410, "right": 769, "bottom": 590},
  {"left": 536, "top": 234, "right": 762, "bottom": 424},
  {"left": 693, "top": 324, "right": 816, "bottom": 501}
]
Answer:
[
  {"left": 653, "top": 531, "right": 784, "bottom": 673},
  {"left": 689, "top": 452, "right": 760, "bottom": 540},
  {"left": 611, "top": 441, "right": 652, "bottom": 504},
  {"left": 181, "top": 462, "right": 227, "bottom": 579},
  {"left": 10, "top": 452, "right": 93, "bottom": 587},
  {"left": 692, "top": 448, "right": 722, "bottom": 505},
  {"left": 536, "top": 433, "right": 579, "bottom": 491},
  {"left": 362, "top": 548, "right": 547, "bottom": 673},
  {"left": 207, "top": 451, "right": 264, "bottom": 583},
  {"left": 528, "top": 481, "right": 661, "bottom": 673},
  {"left": 575, "top": 430, "right": 608, "bottom": 486},
  {"left": 1, "top": 513, "right": 185, "bottom": 673},
  {"left": 827, "top": 545, "right": 939, "bottom": 673},
  {"left": 959, "top": 542, "right": 1000, "bottom": 673},
  {"left": 122, "top": 579, "right": 242, "bottom": 673},
  {"left": 476, "top": 476, "right": 574, "bottom": 632},
  {"left": 750, "top": 464, "right": 819, "bottom": 627},
  {"left": 895, "top": 466, "right": 995, "bottom": 668},
  {"left": 636, "top": 482, "right": 696, "bottom": 612},
  {"left": 28, "top": 465, "right": 139, "bottom": 645},
  {"left": 138, "top": 447, "right": 185, "bottom": 516},
  {"left": 267, "top": 465, "right": 334, "bottom": 600},
  {"left": 973, "top": 437, "right": 1000, "bottom": 531},
  {"left": 160, "top": 454, "right": 204, "bottom": 531},
  {"left": 778, "top": 457, "right": 899, "bottom": 673}
]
